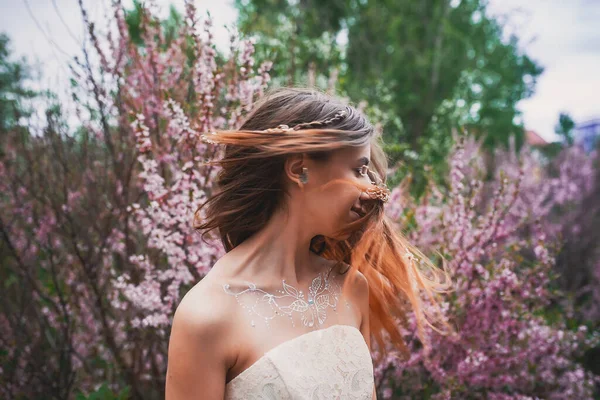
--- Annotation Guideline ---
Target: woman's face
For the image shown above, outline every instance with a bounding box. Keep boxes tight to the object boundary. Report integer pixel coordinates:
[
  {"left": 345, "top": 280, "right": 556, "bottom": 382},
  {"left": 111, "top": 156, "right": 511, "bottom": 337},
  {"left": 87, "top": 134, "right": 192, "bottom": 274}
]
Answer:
[{"left": 302, "top": 143, "right": 374, "bottom": 239}]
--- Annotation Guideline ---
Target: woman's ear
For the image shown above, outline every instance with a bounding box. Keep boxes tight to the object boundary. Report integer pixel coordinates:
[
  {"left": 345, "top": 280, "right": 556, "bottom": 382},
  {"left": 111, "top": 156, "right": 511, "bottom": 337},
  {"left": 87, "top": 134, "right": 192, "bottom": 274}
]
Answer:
[{"left": 284, "top": 154, "right": 307, "bottom": 187}]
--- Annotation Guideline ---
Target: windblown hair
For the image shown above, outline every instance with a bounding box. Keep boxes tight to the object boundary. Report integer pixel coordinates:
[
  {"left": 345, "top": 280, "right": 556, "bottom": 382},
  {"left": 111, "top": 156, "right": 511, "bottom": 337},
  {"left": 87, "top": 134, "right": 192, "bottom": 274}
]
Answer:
[{"left": 193, "top": 86, "right": 454, "bottom": 363}]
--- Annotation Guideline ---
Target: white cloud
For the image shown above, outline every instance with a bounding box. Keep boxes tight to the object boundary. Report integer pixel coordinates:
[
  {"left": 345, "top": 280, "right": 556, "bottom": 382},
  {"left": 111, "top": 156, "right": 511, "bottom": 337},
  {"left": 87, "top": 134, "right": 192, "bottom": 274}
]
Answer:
[{"left": 487, "top": 0, "right": 600, "bottom": 141}]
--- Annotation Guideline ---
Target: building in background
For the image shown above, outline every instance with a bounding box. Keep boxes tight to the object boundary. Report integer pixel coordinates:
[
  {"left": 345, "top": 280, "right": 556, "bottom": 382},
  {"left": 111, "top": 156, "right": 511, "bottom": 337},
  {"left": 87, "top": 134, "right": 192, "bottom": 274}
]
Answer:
[
  {"left": 574, "top": 118, "right": 600, "bottom": 152},
  {"left": 525, "top": 129, "right": 549, "bottom": 147},
  {"left": 524, "top": 129, "right": 551, "bottom": 164}
]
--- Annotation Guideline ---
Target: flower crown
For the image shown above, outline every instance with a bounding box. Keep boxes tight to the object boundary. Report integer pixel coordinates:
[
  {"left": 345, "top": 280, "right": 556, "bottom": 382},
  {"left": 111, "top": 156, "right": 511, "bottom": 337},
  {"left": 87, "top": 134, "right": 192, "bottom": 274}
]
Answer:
[
  {"left": 264, "top": 109, "right": 349, "bottom": 133},
  {"left": 201, "top": 109, "right": 391, "bottom": 203}
]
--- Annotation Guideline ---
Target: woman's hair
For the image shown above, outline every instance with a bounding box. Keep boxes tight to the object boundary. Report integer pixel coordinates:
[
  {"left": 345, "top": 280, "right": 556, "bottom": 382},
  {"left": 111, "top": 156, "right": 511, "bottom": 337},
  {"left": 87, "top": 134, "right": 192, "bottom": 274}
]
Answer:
[{"left": 193, "top": 86, "right": 454, "bottom": 363}]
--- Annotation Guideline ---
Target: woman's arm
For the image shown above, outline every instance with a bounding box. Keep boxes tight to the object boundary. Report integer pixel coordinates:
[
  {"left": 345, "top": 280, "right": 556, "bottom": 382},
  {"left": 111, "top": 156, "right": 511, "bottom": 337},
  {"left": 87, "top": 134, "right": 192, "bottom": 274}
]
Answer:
[{"left": 165, "top": 288, "right": 230, "bottom": 400}]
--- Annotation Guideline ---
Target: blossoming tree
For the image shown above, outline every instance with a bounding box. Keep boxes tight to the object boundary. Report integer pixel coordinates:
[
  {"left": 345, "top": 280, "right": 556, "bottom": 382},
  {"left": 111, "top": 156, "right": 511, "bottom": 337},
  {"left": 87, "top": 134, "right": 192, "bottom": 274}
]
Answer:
[{"left": 0, "top": 2, "right": 598, "bottom": 399}]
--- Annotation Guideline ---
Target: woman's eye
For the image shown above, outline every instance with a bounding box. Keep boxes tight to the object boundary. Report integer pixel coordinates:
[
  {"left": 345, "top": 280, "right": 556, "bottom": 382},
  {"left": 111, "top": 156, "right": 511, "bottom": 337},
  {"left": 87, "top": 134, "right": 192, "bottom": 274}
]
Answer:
[{"left": 355, "top": 165, "right": 369, "bottom": 176}]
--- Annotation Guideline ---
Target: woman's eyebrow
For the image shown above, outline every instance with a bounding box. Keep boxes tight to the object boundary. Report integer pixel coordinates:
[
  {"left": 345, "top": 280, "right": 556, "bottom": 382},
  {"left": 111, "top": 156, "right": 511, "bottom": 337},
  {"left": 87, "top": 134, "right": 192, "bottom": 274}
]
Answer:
[{"left": 358, "top": 157, "right": 370, "bottom": 165}]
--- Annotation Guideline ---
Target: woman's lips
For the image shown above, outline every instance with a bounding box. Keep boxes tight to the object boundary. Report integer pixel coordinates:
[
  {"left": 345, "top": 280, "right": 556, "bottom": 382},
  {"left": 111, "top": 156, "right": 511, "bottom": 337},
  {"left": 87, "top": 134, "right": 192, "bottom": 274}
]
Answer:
[{"left": 350, "top": 210, "right": 361, "bottom": 220}]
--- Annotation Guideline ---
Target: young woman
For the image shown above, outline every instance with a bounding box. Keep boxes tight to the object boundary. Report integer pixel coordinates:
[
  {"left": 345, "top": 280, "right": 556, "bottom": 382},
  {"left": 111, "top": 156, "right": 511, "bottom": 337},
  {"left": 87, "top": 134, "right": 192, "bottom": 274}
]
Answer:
[{"left": 165, "top": 87, "right": 451, "bottom": 399}]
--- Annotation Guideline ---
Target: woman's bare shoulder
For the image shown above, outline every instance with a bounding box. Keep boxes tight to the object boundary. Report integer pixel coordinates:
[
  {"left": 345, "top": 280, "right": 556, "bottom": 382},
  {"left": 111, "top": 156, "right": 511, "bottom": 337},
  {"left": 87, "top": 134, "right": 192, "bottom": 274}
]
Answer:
[
  {"left": 170, "top": 262, "right": 242, "bottom": 367},
  {"left": 166, "top": 264, "right": 239, "bottom": 398},
  {"left": 172, "top": 260, "right": 241, "bottom": 339},
  {"left": 176, "top": 262, "right": 238, "bottom": 322}
]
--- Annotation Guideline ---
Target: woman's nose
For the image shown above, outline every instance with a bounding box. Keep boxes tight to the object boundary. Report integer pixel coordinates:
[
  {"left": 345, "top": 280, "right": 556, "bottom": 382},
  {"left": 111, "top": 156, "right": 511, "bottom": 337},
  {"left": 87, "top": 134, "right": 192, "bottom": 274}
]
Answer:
[{"left": 355, "top": 189, "right": 373, "bottom": 213}]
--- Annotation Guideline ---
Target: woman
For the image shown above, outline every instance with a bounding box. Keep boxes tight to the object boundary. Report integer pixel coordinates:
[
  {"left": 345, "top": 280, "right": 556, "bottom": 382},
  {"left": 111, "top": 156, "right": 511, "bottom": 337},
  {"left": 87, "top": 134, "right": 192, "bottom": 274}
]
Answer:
[{"left": 165, "top": 87, "right": 452, "bottom": 399}]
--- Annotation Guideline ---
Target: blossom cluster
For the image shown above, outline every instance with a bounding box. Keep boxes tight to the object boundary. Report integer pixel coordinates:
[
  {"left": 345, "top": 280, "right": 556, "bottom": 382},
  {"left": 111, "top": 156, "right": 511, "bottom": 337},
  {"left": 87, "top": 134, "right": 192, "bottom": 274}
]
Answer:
[{"left": 378, "top": 137, "right": 600, "bottom": 399}]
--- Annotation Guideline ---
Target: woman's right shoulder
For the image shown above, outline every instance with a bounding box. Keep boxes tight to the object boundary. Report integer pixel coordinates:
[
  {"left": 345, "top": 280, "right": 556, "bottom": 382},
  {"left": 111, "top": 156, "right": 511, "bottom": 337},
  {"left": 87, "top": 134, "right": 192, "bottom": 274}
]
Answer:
[
  {"left": 166, "top": 264, "right": 239, "bottom": 398},
  {"left": 169, "top": 263, "right": 241, "bottom": 367},
  {"left": 174, "top": 264, "right": 238, "bottom": 330}
]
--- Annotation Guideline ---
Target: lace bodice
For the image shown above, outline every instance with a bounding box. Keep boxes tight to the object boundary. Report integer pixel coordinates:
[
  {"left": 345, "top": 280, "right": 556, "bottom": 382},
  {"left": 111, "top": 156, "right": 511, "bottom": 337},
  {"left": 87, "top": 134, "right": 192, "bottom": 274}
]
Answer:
[{"left": 223, "top": 324, "right": 374, "bottom": 400}]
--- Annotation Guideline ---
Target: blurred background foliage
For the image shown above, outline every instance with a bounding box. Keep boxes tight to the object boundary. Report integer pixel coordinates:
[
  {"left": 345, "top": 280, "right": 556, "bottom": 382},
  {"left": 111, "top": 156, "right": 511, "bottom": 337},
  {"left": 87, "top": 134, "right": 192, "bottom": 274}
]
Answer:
[
  {"left": 0, "top": 33, "right": 37, "bottom": 134},
  {"left": 234, "top": 0, "right": 544, "bottom": 193}
]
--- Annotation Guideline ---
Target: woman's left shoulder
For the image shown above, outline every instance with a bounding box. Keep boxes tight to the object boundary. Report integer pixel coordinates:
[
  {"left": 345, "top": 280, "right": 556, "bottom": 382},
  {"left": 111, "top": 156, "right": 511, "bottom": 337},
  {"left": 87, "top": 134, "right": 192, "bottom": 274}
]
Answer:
[
  {"left": 333, "top": 261, "right": 369, "bottom": 315},
  {"left": 340, "top": 262, "right": 369, "bottom": 297},
  {"left": 352, "top": 268, "right": 369, "bottom": 296},
  {"left": 343, "top": 266, "right": 371, "bottom": 349},
  {"left": 331, "top": 261, "right": 368, "bottom": 291}
]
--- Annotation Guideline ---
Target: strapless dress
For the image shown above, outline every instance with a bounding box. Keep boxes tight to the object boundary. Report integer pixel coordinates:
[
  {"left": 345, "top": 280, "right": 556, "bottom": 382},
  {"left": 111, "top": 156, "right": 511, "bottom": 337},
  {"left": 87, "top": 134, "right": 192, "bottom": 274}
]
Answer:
[{"left": 224, "top": 324, "right": 374, "bottom": 399}]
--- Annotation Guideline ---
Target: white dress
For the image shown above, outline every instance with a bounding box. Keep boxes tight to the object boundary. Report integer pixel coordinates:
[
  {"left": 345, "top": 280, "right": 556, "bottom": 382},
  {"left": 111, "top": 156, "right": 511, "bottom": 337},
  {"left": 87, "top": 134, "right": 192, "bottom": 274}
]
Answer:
[{"left": 223, "top": 324, "right": 374, "bottom": 399}]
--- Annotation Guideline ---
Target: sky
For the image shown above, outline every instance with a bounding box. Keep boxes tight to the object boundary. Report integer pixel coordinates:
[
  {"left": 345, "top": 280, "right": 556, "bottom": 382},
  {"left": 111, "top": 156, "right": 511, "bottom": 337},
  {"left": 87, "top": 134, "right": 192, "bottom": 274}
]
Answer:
[{"left": 0, "top": 0, "right": 598, "bottom": 142}]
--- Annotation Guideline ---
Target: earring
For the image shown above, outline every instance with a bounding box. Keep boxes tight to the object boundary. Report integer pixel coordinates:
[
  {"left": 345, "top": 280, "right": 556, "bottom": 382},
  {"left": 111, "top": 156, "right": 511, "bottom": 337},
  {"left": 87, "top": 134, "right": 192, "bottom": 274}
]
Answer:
[{"left": 299, "top": 167, "right": 309, "bottom": 184}]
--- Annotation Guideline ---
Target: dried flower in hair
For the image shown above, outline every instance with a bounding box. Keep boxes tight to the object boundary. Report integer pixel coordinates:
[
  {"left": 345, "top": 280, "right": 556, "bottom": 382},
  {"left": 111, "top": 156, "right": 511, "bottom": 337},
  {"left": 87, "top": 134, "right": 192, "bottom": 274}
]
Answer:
[
  {"left": 364, "top": 168, "right": 391, "bottom": 203},
  {"left": 264, "top": 124, "right": 294, "bottom": 133},
  {"left": 200, "top": 131, "right": 218, "bottom": 144},
  {"left": 258, "top": 109, "right": 349, "bottom": 134},
  {"left": 366, "top": 182, "right": 391, "bottom": 203},
  {"left": 291, "top": 109, "right": 348, "bottom": 131}
]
